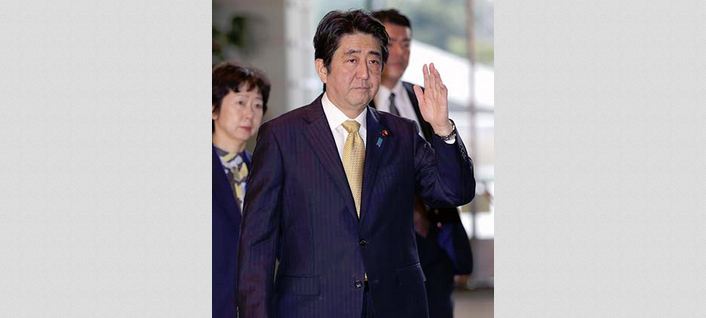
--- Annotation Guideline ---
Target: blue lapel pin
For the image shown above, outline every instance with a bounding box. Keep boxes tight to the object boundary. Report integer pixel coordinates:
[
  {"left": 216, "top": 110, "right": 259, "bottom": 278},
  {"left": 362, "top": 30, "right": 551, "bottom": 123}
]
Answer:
[{"left": 377, "top": 129, "right": 390, "bottom": 147}]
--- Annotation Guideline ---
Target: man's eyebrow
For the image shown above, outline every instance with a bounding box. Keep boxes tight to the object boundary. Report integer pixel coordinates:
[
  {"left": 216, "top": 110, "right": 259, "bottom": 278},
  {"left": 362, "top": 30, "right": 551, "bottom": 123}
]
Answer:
[
  {"left": 343, "top": 49, "right": 381, "bottom": 57},
  {"left": 343, "top": 49, "right": 361, "bottom": 55}
]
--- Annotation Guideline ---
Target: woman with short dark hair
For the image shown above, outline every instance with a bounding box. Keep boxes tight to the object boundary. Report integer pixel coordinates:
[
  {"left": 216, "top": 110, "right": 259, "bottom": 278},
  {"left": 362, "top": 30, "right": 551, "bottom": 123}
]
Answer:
[{"left": 211, "top": 62, "right": 270, "bottom": 318}]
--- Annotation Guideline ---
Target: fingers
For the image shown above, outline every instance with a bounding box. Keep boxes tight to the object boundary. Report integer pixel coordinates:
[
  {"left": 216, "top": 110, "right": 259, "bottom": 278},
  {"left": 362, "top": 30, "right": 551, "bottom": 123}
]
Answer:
[
  {"left": 429, "top": 63, "right": 447, "bottom": 98},
  {"left": 422, "top": 64, "right": 429, "bottom": 88},
  {"left": 422, "top": 63, "right": 445, "bottom": 92},
  {"left": 420, "top": 63, "right": 448, "bottom": 106},
  {"left": 429, "top": 63, "right": 437, "bottom": 89},
  {"left": 425, "top": 63, "right": 435, "bottom": 90}
]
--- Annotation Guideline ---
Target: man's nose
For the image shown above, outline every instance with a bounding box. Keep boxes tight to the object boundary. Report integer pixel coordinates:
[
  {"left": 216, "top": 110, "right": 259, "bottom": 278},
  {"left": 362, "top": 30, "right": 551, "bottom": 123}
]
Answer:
[{"left": 356, "top": 61, "right": 370, "bottom": 79}]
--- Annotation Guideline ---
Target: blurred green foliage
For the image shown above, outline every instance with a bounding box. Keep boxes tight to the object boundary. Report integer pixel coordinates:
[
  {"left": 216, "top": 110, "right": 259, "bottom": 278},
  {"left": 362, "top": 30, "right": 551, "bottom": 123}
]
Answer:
[{"left": 213, "top": 15, "right": 248, "bottom": 63}]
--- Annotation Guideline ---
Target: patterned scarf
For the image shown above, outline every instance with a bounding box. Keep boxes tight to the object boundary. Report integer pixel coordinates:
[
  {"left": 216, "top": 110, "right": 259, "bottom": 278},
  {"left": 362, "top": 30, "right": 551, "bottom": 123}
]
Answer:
[{"left": 215, "top": 146, "right": 249, "bottom": 213}]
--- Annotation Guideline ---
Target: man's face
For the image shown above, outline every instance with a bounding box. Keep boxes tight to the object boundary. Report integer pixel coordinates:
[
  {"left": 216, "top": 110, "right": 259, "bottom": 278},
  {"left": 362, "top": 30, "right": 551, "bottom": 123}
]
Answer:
[
  {"left": 316, "top": 32, "right": 383, "bottom": 114},
  {"left": 212, "top": 85, "right": 265, "bottom": 144},
  {"left": 381, "top": 22, "right": 411, "bottom": 85}
]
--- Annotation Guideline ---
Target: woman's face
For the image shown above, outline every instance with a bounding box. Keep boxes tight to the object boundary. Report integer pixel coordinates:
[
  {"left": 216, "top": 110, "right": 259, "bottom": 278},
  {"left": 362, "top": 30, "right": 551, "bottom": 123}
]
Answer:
[{"left": 212, "top": 85, "right": 265, "bottom": 145}]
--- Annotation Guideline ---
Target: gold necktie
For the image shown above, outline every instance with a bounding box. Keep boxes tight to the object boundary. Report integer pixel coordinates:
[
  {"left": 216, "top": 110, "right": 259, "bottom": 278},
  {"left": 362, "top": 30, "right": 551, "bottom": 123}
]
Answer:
[{"left": 342, "top": 120, "right": 365, "bottom": 217}]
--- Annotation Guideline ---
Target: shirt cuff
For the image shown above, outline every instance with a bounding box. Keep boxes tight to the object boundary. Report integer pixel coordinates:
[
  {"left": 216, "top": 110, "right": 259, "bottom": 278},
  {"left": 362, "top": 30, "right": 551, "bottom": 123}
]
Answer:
[{"left": 443, "top": 134, "right": 457, "bottom": 144}]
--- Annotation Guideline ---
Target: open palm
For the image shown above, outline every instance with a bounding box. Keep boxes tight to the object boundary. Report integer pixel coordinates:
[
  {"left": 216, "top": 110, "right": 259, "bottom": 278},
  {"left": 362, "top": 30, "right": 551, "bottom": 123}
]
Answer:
[{"left": 413, "top": 63, "right": 452, "bottom": 135}]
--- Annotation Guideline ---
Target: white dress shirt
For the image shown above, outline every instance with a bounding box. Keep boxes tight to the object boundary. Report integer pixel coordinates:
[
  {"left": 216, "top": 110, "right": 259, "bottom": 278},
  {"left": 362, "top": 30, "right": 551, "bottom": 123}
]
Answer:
[
  {"left": 321, "top": 93, "right": 368, "bottom": 160},
  {"left": 374, "top": 81, "right": 424, "bottom": 137}
]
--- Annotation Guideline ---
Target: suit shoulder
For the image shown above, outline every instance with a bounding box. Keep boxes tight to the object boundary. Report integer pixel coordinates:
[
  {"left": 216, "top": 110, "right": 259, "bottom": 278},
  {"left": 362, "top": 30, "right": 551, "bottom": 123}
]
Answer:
[
  {"left": 374, "top": 107, "right": 415, "bottom": 125},
  {"left": 373, "top": 108, "right": 417, "bottom": 130},
  {"left": 402, "top": 81, "right": 423, "bottom": 91},
  {"left": 260, "top": 103, "right": 312, "bottom": 132}
]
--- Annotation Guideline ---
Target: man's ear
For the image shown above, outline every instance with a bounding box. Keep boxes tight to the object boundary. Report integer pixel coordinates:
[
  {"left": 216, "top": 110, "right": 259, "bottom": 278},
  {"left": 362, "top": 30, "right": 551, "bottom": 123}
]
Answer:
[
  {"left": 315, "top": 59, "right": 328, "bottom": 84},
  {"left": 212, "top": 105, "right": 218, "bottom": 120}
]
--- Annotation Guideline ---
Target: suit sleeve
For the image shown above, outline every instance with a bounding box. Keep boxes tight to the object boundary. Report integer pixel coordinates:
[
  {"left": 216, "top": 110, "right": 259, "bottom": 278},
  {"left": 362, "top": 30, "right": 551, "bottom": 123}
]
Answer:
[
  {"left": 237, "top": 122, "right": 283, "bottom": 318},
  {"left": 414, "top": 123, "right": 476, "bottom": 208},
  {"left": 433, "top": 209, "right": 474, "bottom": 274}
]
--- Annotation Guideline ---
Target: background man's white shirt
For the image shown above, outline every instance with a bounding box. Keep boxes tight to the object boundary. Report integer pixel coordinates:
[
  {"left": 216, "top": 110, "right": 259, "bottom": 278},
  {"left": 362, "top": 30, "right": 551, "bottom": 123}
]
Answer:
[{"left": 374, "top": 81, "right": 424, "bottom": 138}]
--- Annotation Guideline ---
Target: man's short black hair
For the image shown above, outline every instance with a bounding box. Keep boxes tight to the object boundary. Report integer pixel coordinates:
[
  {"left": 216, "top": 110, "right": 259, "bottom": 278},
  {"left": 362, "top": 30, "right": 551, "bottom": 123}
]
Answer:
[
  {"left": 313, "top": 9, "right": 389, "bottom": 72},
  {"left": 371, "top": 9, "right": 412, "bottom": 30}
]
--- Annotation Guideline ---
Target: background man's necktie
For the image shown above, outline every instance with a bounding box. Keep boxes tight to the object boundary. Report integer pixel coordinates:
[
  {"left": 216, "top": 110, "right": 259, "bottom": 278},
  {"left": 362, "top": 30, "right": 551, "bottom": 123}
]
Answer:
[{"left": 388, "top": 92, "right": 400, "bottom": 116}]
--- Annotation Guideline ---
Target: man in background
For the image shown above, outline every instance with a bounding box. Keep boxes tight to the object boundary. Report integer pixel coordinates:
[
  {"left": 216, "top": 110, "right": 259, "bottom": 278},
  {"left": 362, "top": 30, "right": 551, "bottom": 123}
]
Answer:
[{"left": 372, "top": 9, "right": 475, "bottom": 318}]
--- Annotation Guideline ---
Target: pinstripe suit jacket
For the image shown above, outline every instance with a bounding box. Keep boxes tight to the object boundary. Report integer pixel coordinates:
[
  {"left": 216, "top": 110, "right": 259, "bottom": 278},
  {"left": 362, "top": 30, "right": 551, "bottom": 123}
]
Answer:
[
  {"left": 237, "top": 95, "right": 475, "bottom": 318},
  {"left": 373, "top": 82, "right": 474, "bottom": 318}
]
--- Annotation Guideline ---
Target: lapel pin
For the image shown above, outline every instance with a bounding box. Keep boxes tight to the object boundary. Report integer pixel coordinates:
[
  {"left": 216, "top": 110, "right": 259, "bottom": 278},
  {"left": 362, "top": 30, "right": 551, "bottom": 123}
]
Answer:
[{"left": 377, "top": 129, "right": 390, "bottom": 147}]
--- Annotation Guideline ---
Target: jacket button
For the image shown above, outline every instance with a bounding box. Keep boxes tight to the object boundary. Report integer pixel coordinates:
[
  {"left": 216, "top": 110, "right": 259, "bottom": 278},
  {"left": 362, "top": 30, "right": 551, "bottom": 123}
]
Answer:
[
  {"left": 359, "top": 239, "right": 367, "bottom": 247},
  {"left": 354, "top": 280, "right": 363, "bottom": 288}
]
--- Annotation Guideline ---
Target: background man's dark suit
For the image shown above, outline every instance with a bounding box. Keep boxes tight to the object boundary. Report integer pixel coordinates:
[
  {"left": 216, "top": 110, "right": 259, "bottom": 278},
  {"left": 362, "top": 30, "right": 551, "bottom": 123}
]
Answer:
[
  {"left": 237, "top": 95, "right": 475, "bottom": 318},
  {"left": 373, "top": 81, "right": 474, "bottom": 318},
  {"left": 212, "top": 146, "right": 243, "bottom": 318}
]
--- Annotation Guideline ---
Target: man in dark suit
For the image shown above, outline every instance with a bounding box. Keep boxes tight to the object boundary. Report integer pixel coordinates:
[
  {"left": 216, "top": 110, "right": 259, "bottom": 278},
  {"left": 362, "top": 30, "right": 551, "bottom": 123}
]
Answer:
[
  {"left": 237, "top": 10, "right": 475, "bottom": 318},
  {"left": 371, "top": 9, "right": 474, "bottom": 318}
]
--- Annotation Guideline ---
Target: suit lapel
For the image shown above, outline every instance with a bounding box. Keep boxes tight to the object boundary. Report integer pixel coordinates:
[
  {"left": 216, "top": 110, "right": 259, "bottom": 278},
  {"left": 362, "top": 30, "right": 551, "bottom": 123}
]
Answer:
[
  {"left": 302, "top": 97, "right": 358, "bottom": 219},
  {"left": 360, "top": 107, "right": 386, "bottom": 223}
]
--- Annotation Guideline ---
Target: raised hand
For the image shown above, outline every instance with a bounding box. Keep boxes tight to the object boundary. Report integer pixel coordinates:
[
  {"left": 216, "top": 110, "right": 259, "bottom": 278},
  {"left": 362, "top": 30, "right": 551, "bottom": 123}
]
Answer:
[{"left": 413, "top": 63, "right": 453, "bottom": 136}]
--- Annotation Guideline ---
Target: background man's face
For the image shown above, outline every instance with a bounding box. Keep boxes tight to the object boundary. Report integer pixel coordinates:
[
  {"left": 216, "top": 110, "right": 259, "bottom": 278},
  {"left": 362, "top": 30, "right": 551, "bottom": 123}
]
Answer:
[
  {"left": 381, "top": 22, "right": 411, "bottom": 86},
  {"left": 317, "top": 32, "right": 382, "bottom": 114}
]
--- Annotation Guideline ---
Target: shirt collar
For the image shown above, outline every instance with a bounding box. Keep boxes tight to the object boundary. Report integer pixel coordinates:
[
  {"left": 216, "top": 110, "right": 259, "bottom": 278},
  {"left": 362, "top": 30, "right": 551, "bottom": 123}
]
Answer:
[
  {"left": 390, "top": 80, "right": 404, "bottom": 96},
  {"left": 213, "top": 145, "right": 243, "bottom": 161},
  {"left": 375, "top": 81, "right": 404, "bottom": 107},
  {"left": 322, "top": 92, "right": 367, "bottom": 131}
]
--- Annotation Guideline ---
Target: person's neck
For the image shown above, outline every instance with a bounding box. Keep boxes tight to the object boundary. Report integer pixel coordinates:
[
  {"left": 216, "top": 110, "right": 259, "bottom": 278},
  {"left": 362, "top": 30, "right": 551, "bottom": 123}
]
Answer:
[
  {"left": 381, "top": 77, "right": 400, "bottom": 90},
  {"left": 326, "top": 93, "right": 366, "bottom": 119},
  {"left": 212, "top": 134, "right": 245, "bottom": 154},
  {"left": 338, "top": 106, "right": 365, "bottom": 119}
]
